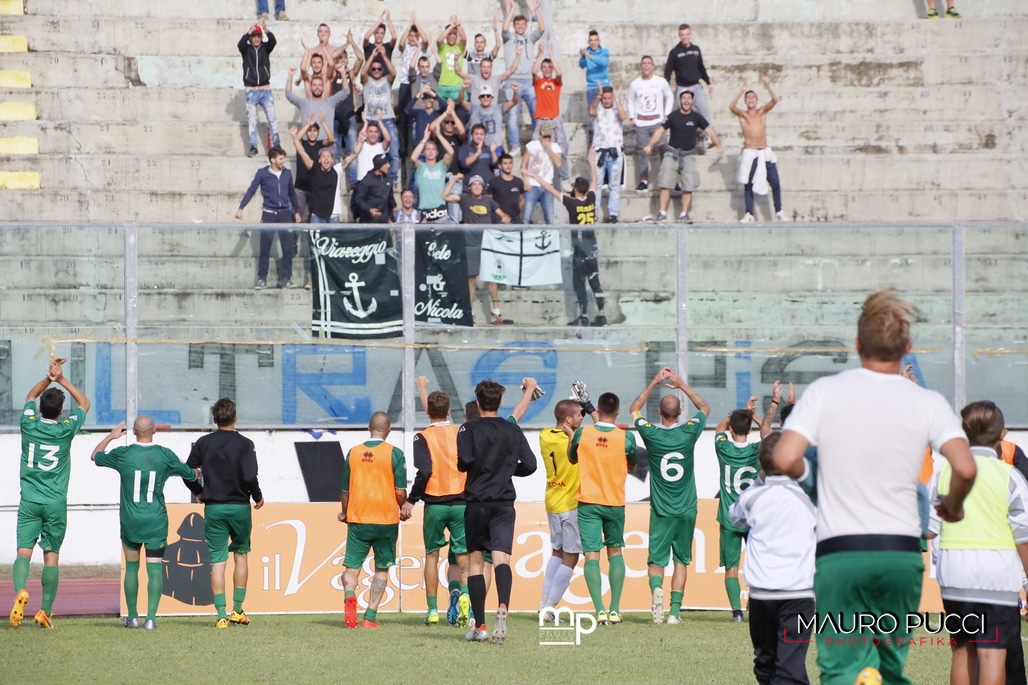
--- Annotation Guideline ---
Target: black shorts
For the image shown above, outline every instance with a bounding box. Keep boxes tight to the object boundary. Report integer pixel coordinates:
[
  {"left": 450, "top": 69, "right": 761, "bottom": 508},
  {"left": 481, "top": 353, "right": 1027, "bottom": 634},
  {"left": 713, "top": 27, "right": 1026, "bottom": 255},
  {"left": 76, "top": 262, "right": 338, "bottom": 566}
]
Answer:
[
  {"left": 464, "top": 503, "right": 516, "bottom": 555},
  {"left": 942, "top": 598, "right": 1022, "bottom": 650}
]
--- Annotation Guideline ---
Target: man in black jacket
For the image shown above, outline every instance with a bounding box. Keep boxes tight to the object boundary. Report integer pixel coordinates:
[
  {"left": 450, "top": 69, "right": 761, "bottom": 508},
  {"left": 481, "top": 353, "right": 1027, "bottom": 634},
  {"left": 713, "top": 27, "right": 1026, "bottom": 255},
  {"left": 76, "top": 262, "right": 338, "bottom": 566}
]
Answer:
[
  {"left": 456, "top": 379, "right": 537, "bottom": 644},
  {"left": 664, "top": 24, "right": 712, "bottom": 126},
  {"left": 238, "top": 18, "right": 280, "bottom": 157},
  {"left": 353, "top": 154, "right": 396, "bottom": 223},
  {"left": 186, "top": 398, "right": 264, "bottom": 629}
]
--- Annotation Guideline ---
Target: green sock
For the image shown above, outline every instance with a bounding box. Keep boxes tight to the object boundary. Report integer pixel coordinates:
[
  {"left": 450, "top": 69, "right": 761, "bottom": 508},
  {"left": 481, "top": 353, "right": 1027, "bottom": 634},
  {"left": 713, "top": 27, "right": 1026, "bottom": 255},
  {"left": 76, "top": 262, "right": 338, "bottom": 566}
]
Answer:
[
  {"left": 363, "top": 608, "right": 377, "bottom": 622},
  {"left": 447, "top": 580, "right": 461, "bottom": 593},
  {"left": 584, "top": 559, "right": 604, "bottom": 613},
  {"left": 12, "top": 557, "right": 29, "bottom": 592},
  {"left": 124, "top": 560, "right": 140, "bottom": 619},
  {"left": 608, "top": 555, "right": 626, "bottom": 613},
  {"left": 460, "top": 583, "right": 468, "bottom": 594},
  {"left": 670, "top": 591, "right": 684, "bottom": 618},
  {"left": 233, "top": 587, "right": 246, "bottom": 613},
  {"left": 648, "top": 574, "right": 662, "bottom": 592},
  {"left": 213, "top": 592, "right": 227, "bottom": 619},
  {"left": 426, "top": 595, "right": 438, "bottom": 612},
  {"left": 725, "top": 576, "right": 741, "bottom": 611},
  {"left": 145, "top": 562, "right": 163, "bottom": 621},
  {"left": 345, "top": 589, "right": 355, "bottom": 599},
  {"left": 40, "top": 566, "right": 59, "bottom": 614}
]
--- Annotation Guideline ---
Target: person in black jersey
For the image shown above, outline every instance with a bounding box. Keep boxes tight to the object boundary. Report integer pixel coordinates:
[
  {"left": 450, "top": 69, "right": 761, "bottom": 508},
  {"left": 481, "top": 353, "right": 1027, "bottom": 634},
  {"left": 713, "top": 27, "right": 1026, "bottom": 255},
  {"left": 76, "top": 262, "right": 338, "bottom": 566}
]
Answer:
[
  {"left": 456, "top": 379, "right": 537, "bottom": 644},
  {"left": 185, "top": 398, "right": 263, "bottom": 629},
  {"left": 525, "top": 164, "right": 607, "bottom": 327}
]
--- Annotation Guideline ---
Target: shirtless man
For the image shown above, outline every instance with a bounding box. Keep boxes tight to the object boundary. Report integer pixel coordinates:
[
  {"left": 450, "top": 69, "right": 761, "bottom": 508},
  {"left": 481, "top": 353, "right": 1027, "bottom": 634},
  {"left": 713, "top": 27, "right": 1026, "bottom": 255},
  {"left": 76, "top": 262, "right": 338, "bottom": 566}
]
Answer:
[
  {"left": 728, "top": 76, "right": 787, "bottom": 223},
  {"left": 300, "top": 23, "right": 344, "bottom": 86}
]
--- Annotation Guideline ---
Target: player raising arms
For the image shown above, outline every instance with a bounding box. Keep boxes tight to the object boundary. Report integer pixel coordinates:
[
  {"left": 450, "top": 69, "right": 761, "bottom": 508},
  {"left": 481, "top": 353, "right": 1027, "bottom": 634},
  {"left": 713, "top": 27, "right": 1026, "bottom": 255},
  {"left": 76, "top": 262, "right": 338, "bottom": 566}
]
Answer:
[
  {"left": 629, "top": 367, "right": 710, "bottom": 626},
  {"left": 10, "top": 357, "right": 90, "bottom": 629},
  {"left": 569, "top": 391, "right": 637, "bottom": 625},
  {"left": 713, "top": 388, "right": 778, "bottom": 621},
  {"left": 538, "top": 383, "right": 597, "bottom": 617},
  {"left": 92, "top": 416, "right": 199, "bottom": 629},
  {"left": 340, "top": 412, "right": 409, "bottom": 629}
]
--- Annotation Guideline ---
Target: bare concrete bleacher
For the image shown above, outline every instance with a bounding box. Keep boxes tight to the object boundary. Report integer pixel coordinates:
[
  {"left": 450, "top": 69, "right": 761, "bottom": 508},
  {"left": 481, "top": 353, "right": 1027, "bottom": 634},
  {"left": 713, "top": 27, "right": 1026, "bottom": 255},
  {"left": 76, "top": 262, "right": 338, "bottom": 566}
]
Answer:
[{"left": 0, "top": 0, "right": 1025, "bottom": 332}]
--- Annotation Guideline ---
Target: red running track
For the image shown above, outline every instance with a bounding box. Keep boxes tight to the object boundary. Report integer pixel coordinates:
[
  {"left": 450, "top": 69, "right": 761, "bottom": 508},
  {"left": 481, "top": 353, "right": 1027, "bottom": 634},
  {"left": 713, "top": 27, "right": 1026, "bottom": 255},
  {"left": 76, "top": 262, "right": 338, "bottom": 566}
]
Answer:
[{"left": 0, "top": 578, "right": 120, "bottom": 617}]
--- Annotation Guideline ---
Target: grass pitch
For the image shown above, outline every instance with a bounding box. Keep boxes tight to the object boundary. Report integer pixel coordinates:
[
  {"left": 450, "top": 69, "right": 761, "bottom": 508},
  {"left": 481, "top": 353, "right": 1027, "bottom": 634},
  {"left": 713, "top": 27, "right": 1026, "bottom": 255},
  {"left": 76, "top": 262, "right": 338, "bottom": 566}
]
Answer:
[{"left": 7, "top": 610, "right": 955, "bottom": 684}]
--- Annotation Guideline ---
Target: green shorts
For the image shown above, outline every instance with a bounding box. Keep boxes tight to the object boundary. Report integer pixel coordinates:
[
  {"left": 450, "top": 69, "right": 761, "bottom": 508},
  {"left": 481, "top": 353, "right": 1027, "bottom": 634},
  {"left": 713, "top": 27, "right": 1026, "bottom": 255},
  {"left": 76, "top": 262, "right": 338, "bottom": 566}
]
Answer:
[
  {"left": 344, "top": 523, "right": 398, "bottom": 570},
  {"left": 121, "top": 513, "right": 170, "bottom": 551},
  {"left": 204, "top": 504, "right": 252, "bottom": 564},
  {"left": 814, "top": 550, "right": 923, "bottom": 685},
  {"left": 719, "top": 525, "right": 746, "bottom": 569},
  {"left": 423, "top": 504, "right": 467, "bottom": 555},
  {"left": 648, "top": 509, "right": 696, "bottom": 567},
  {"left": 578, "top": 503, "right": 625, "bottom": 553},
  {"left": 17, "top": 500, "right": 67, "bottom": 553},
  {"left": 437, "top": 84, "right": 463, "bottom": 102},
  {"left": 449, "top": 549, "right": 491, "bottom": 565}
]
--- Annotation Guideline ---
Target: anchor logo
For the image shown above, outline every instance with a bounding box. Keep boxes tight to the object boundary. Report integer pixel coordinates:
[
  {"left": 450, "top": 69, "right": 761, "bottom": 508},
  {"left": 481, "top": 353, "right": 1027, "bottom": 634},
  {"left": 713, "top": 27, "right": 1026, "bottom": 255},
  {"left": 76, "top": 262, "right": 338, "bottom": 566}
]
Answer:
[
  {"left": 342, "top": 272, "right": 377, "bottom": 319},
  {"left": 535, "top": 231, "right": 552, "bottom": 250}
]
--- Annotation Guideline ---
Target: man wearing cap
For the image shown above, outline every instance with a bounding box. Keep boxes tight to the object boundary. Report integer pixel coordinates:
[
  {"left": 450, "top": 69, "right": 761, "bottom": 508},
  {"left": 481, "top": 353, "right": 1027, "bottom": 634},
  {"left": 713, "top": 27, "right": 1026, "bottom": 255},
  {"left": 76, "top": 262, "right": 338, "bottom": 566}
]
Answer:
[
  {"left": 238, "top": 18, "right": 280, "bottom": 158},
  {"left": 353, "top": 154, "right": 396, "bottom": 224},
  {"left": 443, "top": 173, "right": 511, "bottom": 325},
  {"left": 462, "top": 82, "right": 520, "bottom": 154}
]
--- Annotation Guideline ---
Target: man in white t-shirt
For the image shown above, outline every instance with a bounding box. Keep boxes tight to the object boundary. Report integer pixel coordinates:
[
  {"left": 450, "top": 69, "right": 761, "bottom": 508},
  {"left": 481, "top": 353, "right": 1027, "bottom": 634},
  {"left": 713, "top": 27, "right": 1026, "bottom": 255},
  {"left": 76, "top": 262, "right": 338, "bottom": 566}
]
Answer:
[
  {"left": 519, "top": 122, "right": 562, "bottom": 224},
  {"left": 589, "top": 86, "right": 627, "bottom": 224},
  {"left": 352, "top": 118, "right": 390, "bottom": 183},
  {"left": 773, "top": 289, "right": 977, "bottom": 685},
  {"left": 627, "top": 55, "right": 674, "bottom": 192}
]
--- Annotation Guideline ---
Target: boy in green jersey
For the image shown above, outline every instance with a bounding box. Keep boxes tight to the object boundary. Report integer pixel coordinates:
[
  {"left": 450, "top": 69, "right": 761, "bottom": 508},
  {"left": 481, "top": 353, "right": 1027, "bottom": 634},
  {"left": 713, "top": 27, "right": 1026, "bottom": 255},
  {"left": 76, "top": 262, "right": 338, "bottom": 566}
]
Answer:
[
  {"left": 713, "top": 384, "right": 779, "bottom": 621},
  {"left": 92, "top": 416, "right": 199, "bottom": 629},
  {"left": 629, "top": 367, "right": 710, "bottom": 625},
  {"left": 10, "top": 358, "right": 90, "bottom": 629}
]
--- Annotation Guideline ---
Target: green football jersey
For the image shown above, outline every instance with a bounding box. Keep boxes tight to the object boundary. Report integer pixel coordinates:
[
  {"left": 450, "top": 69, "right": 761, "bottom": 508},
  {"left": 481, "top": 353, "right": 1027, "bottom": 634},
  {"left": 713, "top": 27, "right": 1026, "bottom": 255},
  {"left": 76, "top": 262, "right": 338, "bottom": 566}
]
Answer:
[
  {"left": 714, "top": 432, "right": 760, "bottom": 531},
  {"left": 95, "top": 443, "right": 197, "bottom": 543},
  {"left": 633, "top": 411, "right": 706, "bottom": 516},
  {"left": 19, "top": 400, "right": 87, "bottom": 504}
]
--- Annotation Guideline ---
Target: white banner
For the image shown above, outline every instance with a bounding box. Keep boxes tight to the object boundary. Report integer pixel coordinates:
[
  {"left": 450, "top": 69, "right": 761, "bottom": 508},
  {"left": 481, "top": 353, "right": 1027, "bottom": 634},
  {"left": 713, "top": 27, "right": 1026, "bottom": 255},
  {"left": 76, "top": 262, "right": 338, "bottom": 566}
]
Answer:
[{"left": 480, "top": 229, "right": 562, "bottom": 287}]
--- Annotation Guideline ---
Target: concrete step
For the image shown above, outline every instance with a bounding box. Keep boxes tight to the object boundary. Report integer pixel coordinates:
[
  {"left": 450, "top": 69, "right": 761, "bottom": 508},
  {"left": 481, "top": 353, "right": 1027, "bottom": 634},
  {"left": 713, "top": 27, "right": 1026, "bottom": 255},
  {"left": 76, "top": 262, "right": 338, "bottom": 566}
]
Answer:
[
  {"left": 4, "top": 186, "right": 1025, "bottom": 223},
  {"left": 6, "top": 17, "right": 1027, "bottom": 61},
  {"left": 18, "top": 0, "right": 1028, "bottom": 23},
  {"left": 10, "top": 49, "right": 1026, "bottom": 92},
  {"left": 4, "top": 86, "right": 1018, "bottom": 125},
  {"left": 5, "top": 153, "right": 1023, "bottom": 195},
  {"left": 3, "top": 117, "right": 1018, "bottom": 156}
]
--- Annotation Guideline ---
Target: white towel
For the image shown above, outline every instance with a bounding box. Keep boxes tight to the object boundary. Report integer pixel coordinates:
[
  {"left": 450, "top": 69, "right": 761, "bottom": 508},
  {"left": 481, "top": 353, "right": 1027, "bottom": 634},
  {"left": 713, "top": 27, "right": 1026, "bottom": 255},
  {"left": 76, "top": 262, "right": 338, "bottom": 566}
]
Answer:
[{"left": 737, "top": 147, "right": 778, "bottom": 196}]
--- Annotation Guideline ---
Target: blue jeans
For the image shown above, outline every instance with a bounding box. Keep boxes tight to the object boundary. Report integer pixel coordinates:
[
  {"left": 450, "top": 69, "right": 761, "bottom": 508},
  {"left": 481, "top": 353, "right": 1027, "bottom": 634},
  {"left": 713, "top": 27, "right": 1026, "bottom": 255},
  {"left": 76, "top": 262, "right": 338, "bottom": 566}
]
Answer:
[
  {"left": 257, "top": 210, "right": 296, "bottom": 283},
  {"left": 596, "top": 149, "right": 624, "bottom": 217},
  {"left": 505, "top": 77, "right": 536, "bottom": 150},
  {"left": 380, "top": 117, "right": 400, "bottom": 184},
  {"left": 255, "top": 0, "right": 285, "bottom": 15},
  {"left": 245, "top": 89, "right": 280, "bottom": 149},
  {"left": 522, "top": 185, "right": 554, "bottom": 224},
  {"left": 309, "top": 215, "right": 339, "bottom": 224},
  {"left": 744, "top": 160, "right": 783, "bottom": 214}
]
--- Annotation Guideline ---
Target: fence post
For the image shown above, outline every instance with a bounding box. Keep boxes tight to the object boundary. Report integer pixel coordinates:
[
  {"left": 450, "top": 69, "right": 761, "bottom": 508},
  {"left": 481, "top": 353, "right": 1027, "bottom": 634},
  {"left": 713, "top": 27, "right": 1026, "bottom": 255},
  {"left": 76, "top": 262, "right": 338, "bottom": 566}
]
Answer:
[
  {"left": 675, "top": 227, "right": 689, "bottom": 382},
  {"left": 124, "top": 222, "right": 138, "bottom": 426},
  {"left": 952, "top": 221, "right": 965, "bottom": 412}
]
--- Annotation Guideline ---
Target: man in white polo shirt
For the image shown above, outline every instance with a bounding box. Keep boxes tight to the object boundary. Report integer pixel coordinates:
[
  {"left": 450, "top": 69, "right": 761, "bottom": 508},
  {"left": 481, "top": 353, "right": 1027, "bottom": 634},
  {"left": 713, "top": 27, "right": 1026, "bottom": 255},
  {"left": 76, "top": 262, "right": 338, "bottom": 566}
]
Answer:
[
  {"left": 773, "top": 289, "right": 977, "bottom": 685},
  {"left": 627, "top": 55, "right": 673, "bottom": 192}
]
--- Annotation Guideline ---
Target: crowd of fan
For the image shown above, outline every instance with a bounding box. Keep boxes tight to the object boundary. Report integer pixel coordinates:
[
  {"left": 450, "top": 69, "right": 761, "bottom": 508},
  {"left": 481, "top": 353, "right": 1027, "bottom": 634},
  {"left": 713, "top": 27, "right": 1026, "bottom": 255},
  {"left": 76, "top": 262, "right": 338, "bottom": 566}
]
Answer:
[{"left": 235, "top": 2, "right": 787, "bottom": 324}]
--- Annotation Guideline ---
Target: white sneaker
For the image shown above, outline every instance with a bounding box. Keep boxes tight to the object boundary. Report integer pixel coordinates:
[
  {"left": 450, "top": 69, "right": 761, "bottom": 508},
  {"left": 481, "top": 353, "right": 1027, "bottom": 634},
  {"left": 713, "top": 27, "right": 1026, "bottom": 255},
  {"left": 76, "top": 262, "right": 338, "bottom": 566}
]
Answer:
[
  {"left": 651, "top": 587, "right": 665, "bottom": 624},
  {"left": 642, "top": 211, "right": 667, "bottom": 223},
  {"left": 776, "top": 210, "right": 790, "bottom": 222},
  {"left": 740, "top": 213, "right": 755, "bottom": 223},
  {"left": 465, "top": 621, "right": 489, "bottom": 642},
  {"left": 509, "top": 147, "right": 521, "bottom": 158},
  {"left": 667, "top": 615, "right": 683, "bottom": 625},
  {"left": 491, "top": 604, "right": 508, "bottom": 645}
]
